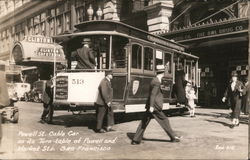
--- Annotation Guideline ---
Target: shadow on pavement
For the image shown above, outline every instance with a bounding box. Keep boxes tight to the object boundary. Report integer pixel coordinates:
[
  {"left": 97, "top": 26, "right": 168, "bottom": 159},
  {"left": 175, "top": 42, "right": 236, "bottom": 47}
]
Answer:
[
  {"left": 126, "top": 132, "right": 171, "bottom": 142},
  {"left": 142, "top": 138, "right": 171, "bottom": 142},
  {"left": 205, "top": 119, "right": 231, "bottom": 128},
  {"left": 194, "top": 112, "right": 231, "bottom": 119}
]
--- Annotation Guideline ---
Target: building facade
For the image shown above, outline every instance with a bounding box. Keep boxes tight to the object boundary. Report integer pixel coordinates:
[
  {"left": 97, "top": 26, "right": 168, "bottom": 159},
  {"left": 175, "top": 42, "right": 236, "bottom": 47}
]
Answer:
[
  {"left": 0, "top": 0, "right": 249, "bottom": 105},
  {"left": 162, "top": 0, "right": 250, "bottom": 105}
]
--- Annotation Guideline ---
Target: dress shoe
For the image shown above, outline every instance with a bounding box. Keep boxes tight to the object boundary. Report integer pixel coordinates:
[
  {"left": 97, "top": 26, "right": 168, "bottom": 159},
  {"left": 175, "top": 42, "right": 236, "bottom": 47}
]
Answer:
[
  {"left": 106, "top": 128, "right": 116, "bottom": 132},
  {"left": 96, "top": 129, "right": 106, "bottom": 133},
  {"left": 229, "top": 124, "right": 235, "bottom": 128},
  {"left": 131, "top": 140, "right": 141, "bottom": 145},
  {"left": 171, "top": 136, "right": 181, "bottom": 143},
  {"left": 39, "top": 119, "right": 46, "bottom": 124}
]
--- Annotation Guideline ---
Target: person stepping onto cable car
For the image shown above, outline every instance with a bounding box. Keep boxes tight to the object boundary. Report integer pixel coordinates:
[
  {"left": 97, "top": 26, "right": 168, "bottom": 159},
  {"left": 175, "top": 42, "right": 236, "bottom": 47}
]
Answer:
[
  {"left": 71, "top": 38, "right": 97, "bottom": 69},
  {"left": 95, "top": 71, "right": 115, "bottom": 133},
  {"left": 131, "top": 65, "right": 181, "bottom": 145}
]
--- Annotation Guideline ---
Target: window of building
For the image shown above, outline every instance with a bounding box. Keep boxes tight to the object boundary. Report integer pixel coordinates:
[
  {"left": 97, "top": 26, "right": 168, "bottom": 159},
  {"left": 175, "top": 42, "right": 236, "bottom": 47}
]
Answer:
[
  {"left": 132, "top": 44, "right": 142, "bottom": 69},
  {"left": 49, "top": 19, "right": 54, "bottom": 36},
  {"left": 65, "top": 12, "right": 71, "bottom": 31},
  {"left": 144, "top": 47, "right": 154, "bottom": 71},
  {"left": 132, "top": 0, "right": 150, "bottom": 12},
  {"left": 56, "top": 15, "right": 63, "bottom": 34},
  {"left": 75, "top": 1, "right": 86, "bottom": 23}
]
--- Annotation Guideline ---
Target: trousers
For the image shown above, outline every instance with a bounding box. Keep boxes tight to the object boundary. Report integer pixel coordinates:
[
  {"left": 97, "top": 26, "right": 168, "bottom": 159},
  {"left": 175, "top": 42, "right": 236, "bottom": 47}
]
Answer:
[
  {"left": 41, "top": 103, "right": 54, "bottom": 122},
  {"left": 96, "top": 104, "right": 114, "bottom": 130},
  {"left": 133, "top": 110, "right": 176, "bottom": 142}
]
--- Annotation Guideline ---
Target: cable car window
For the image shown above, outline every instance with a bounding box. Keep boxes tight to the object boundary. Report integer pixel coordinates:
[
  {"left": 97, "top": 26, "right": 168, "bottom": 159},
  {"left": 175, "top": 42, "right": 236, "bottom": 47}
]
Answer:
[
  {"left": 144, "top": 47, "right": 153, "bottom": 71},
  {"left": 132, "top": 44, "right": 142, "bottom": 69},
  {"left": 155, "top": 50, "right": 163, "bottom": 67},
  {"left": 164, "top": 53, "right": 172, "bottom": 74},
  {"left": 112, "top": 36, "right": 128, "bottom": 69}
]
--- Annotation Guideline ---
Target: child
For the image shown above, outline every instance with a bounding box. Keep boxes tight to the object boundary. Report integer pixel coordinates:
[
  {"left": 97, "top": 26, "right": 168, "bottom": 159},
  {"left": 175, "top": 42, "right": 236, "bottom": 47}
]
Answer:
[{"left": 186, "top": 87, "right": 197, "bottom": 117}]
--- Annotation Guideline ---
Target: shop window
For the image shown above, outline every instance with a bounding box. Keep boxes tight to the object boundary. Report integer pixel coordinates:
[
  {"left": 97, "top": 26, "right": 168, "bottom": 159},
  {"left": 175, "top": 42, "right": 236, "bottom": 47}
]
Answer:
[
  {"left": 155, "top": 50, "right": 163, "bottom": 67},
  {"left": 144, "top": 47, "right": 153, "bottom": 71},
  {"left": 132, "top": 44, "right": 142, "bottom": 69}
]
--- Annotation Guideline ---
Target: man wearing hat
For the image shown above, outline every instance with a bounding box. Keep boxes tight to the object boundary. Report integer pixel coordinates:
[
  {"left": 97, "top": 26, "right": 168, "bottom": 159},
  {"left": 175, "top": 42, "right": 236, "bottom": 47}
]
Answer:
[
  {"left": 131, "top": 65, "right": 181, "bottom": 145},
  {"left": 222, "top": 72, "right": 245, "bottom": 128},
  {"left": 95, "top": 70, "right": 115, "bottom": 133},
  {"left": 71, "top": 38, "right": 96, "bottom": 69}
]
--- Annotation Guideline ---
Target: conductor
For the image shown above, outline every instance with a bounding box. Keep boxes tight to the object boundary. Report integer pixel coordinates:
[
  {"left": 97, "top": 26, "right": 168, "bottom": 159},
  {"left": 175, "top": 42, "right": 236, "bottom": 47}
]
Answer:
[{"left": 71, "top": 38, "right": 96, "bottom": 69}]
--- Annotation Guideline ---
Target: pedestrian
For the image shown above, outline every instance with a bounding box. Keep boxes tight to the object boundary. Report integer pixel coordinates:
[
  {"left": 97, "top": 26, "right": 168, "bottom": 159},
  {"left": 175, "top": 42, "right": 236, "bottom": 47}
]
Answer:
[
  {"left": 204, "top": 81, "right": 212, "bottom": 107},
  {"left": 95, "top": 70, "right": 115, "bottom": 133},
  {"left": 71, "top": 38, "right": 97, "bottom": 69},
  {"left": 131, "top": 65, "right": 181, "bottom": 145},
  {"left": 241, "top": 76, "right": 249, "bottom": 115},
  {"left": 186, "top": 87, "right": 197, "bottom": 117},
  {"left": 174, "top": 64, "right": 187, "bottom": 106},
  {"left": 222, "top": 72, "right": 245, "bottom": 128},
  {"left": 40, "top": 75, "right": 54, "bottom": 124}
]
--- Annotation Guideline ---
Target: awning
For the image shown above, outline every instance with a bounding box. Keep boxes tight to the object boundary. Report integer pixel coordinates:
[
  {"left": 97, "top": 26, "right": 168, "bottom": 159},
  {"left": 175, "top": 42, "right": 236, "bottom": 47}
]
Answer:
[{"left": 11, "top": 35, "right": 66, "bottom": 64}]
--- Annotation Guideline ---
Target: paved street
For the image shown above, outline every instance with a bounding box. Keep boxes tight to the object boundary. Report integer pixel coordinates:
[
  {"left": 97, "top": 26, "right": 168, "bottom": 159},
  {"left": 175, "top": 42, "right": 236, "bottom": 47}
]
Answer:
[{"left": 0, "top": 101, "right": 248, "bottom": 159}]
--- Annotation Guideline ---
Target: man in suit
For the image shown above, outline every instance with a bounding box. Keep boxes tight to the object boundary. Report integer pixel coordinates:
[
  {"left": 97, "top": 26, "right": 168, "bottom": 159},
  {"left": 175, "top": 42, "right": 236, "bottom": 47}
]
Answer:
[
  {"left": 95, "top": 71, "right": 115, "bottom": 133},
  {"left": 40, "top": 76, "right": 54, "bottom": 124},
  {"left": 222, "top": 72, "right": 245, "bottom": 128},
  {"left": 71, "top": 38, "right": 96, "bottom": 69},
  {"left": 131, "top": 65, "right": 181, "bottom": 145}
]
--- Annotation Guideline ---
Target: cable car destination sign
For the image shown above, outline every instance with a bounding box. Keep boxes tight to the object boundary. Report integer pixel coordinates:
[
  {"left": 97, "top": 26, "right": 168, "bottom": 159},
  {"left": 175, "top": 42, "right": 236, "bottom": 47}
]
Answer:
[{"left": 12, "top": 35, "right": 66, "bottom": 64}]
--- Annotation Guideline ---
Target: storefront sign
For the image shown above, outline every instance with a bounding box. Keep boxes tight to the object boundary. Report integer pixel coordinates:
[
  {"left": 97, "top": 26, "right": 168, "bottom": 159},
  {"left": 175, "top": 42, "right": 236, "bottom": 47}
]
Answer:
[
  {"left": 25, "top": 35, "right": 53, "bottom": 44},
  {"left": 36, "top": 48, "right": 62, "bottom": 57},
  {"left": 165, "top": 19, "right": 248, "bottom": 42}
]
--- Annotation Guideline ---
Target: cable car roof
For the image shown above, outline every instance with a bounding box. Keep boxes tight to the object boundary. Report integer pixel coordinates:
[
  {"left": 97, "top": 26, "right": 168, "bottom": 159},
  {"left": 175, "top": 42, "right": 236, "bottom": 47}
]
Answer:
[{"left": 53, "top": 20, "right": 198, "bottom": 59}]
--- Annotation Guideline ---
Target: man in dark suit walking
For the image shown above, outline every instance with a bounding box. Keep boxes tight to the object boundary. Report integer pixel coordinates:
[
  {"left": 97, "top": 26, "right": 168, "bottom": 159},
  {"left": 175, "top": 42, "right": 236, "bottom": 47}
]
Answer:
[
  {"left": 71, "top": 38, "right": 96, "bottom": 69},
  {"left": 95, "top": 71, "right": 115, "bottom": 133},
  {"left": 40, "top": 76, "right": 54, "bottom": 124},
  {"left": 131, "top": 65, "right": 181, "bottom": 145}
]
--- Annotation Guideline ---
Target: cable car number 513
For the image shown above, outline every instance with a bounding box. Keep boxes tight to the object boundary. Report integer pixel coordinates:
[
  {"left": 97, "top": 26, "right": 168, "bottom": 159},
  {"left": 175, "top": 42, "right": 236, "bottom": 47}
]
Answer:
[{"left": 72, "top": 79, "right": 84, "bottom": 85}]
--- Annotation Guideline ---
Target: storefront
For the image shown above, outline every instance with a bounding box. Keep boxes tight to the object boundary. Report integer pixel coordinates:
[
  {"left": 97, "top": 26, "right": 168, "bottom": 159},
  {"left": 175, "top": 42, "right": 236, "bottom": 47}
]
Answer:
[
  {"left": 163, "top": 17, "right": 249, "bottom": 105},
  {"left": 11, "top": 35, "right": 66, "bottom": 80}
]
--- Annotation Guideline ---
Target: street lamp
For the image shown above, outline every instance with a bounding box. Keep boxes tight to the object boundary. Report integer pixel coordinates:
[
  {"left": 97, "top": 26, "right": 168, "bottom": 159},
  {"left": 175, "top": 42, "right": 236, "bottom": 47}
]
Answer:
[
  {"left": 96, "top": 6, "right": 103, "bottom": 20},
  {"left": 87, "top": 4, "right": 94, "bottom": 21}
]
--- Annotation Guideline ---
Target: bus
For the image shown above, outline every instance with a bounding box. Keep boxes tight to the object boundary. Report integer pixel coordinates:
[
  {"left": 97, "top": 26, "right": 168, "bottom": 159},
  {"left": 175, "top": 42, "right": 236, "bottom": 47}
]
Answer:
[{"left": 53, "top": 20, "right": 199, "bottom": 114}]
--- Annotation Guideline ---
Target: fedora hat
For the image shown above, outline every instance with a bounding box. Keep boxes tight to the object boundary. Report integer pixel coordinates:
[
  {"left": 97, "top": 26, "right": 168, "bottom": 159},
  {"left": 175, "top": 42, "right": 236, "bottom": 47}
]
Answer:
[
  {"left": 105, "top": 70, "right": 113, "bottom": 76},
  {"left": 156, "top": 65, "right": 165, "bottom": 74},
  {"left": 231, "top": 72, "right": 238, "bottom": 77},
  {"left": 82, "top": 38, "right": 91, "bottom": 44}
]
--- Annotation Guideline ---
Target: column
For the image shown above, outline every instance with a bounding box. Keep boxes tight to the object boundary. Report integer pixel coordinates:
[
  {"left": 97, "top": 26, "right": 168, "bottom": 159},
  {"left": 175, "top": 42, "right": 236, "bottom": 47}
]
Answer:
[
  {"left": 103, "top": 0, "right": 121, "bottom": 21},
  {"left": 144, "top": 1, "right": 173, "bottom": 34}
]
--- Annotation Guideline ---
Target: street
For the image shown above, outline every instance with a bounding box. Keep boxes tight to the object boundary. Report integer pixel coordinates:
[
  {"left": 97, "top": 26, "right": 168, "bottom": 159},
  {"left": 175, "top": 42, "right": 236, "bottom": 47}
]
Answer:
[{"left": 0, "top": 101, "right": 248, "bottom": 159}]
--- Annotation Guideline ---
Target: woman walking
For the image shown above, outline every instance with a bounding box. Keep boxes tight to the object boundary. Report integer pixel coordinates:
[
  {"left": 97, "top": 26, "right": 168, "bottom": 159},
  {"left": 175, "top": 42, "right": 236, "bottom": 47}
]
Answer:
[{"left": 222, "top": 72, "right": 245, "bottom": 128}]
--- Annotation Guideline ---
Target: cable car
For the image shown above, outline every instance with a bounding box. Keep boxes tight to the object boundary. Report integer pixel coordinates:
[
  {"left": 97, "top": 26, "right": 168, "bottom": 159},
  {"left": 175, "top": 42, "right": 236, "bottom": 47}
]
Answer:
[{"left": 53, "top": 20, "right": 199, "bottom": 114}]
